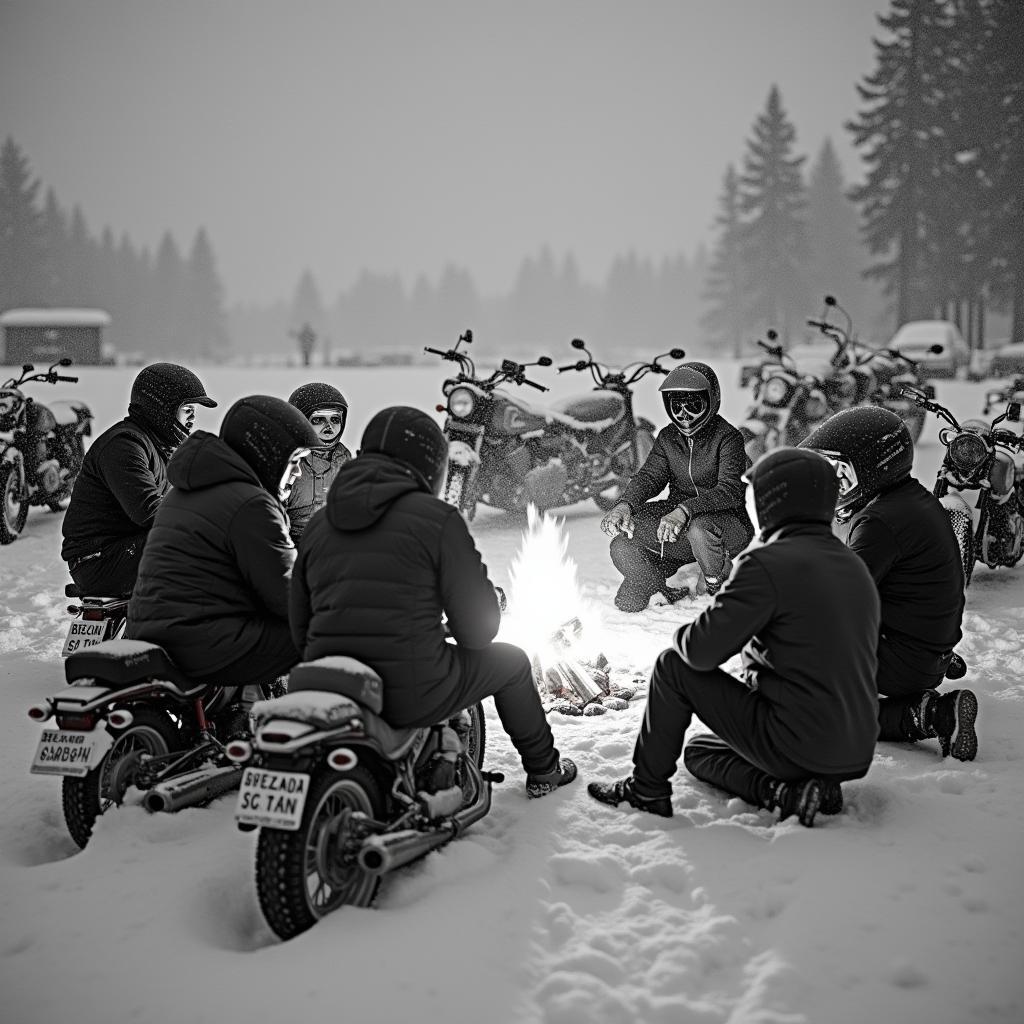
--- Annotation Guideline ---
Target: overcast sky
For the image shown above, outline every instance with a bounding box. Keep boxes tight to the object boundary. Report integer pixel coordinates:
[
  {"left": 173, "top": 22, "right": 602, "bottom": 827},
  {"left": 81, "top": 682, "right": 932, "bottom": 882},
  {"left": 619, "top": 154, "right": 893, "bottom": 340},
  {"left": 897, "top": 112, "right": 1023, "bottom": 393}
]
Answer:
[{"left": 1, "top": 0, "right": 889, "bottom": 305}]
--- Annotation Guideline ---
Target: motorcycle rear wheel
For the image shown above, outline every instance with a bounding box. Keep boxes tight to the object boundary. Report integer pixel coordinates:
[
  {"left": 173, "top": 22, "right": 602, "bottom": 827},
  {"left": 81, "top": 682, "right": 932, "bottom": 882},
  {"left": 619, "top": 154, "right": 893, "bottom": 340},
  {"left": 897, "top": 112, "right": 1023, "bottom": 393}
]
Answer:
[
  {"left": 594, "top": 428, "right": 655, "bottom": 512},
  {"left": 62, "top": 710, "right": 182, "bottom": 849},
  {"left": 256, "top": 766, "right": 384, "bottom": 940},
  {"left": 0, "top": 462, "right": 29, "bottom": 544}
]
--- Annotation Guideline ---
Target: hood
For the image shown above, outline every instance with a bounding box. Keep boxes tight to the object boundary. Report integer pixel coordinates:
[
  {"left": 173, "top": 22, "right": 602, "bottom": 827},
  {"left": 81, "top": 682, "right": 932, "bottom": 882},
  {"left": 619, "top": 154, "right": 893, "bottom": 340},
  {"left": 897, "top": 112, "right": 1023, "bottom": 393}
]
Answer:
[
  {"left": 166, "top": 430, "right": 263, "bottom": 492},
  {"left": 326, "top": 453, "right": 427, "bottom": 531}
]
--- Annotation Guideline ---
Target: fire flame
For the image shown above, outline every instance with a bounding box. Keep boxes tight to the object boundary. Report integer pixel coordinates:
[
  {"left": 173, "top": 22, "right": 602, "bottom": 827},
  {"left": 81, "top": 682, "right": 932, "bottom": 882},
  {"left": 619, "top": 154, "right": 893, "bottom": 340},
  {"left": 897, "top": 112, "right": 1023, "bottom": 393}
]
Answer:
[{"left": 498, "top": 506, "right": 605, "bottom": 703}]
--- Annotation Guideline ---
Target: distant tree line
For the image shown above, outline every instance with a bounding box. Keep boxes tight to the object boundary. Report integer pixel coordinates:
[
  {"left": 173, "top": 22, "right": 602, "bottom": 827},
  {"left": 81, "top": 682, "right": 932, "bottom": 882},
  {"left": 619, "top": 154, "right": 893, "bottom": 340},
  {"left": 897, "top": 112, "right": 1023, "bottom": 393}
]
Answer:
[{"left": 0, "top": 136, "right": 229, "bottom": 360}]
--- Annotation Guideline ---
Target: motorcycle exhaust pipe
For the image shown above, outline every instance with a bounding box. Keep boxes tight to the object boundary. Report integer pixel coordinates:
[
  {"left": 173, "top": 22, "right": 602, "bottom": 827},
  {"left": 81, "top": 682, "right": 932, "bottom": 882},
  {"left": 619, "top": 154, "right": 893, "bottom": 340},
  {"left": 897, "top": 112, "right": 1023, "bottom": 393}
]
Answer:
[
  {"left": 143, "top": 764, "right": 243, "bottom": 814},
  {"left": 357, "top": 763, "right": 495, "bottom": 876}
]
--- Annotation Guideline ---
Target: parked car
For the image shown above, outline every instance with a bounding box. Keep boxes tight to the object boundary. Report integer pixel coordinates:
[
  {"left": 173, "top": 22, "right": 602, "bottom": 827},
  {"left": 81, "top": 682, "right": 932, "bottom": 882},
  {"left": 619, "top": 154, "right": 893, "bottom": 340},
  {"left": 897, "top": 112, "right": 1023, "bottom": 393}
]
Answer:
[
  {"left": 988, "top": 342, "right": 1024, "bottom": 378},
  {"left": 889, "top": 320, "right": 969, "bottom": 379}
]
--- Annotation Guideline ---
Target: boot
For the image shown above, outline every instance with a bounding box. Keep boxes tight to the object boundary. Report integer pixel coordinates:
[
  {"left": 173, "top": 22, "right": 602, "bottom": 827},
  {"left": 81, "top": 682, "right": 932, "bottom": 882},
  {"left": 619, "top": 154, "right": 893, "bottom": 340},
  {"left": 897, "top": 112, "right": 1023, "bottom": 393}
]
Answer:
[
  {"left": 929, "top": 689, "right": 979, "bottom": 762},
  {"left": 525, "top": 757, "right": 578, "bottom": 799},
  {"left": 898, "top": 690, "right": 938, "bottom": 742},
  {"left": 819, "top": 781, "right": 844, "bottom": 816},
  {"left": 700, "top": 556, "right": 732, "bottom": 598},
  {"left": 587, "top": 776, "right": 673, "bottom": 817},
  {"left": 762, "top": 777, "right": 823, "bottom": 828}
]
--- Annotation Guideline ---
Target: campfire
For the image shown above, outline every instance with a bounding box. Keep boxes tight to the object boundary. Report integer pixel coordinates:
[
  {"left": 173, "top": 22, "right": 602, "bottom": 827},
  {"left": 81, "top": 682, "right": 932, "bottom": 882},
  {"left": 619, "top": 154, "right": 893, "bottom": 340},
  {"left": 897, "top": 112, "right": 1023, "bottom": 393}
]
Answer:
[{"left": 498, "top": 506, "right": 637, "bottom": 716}]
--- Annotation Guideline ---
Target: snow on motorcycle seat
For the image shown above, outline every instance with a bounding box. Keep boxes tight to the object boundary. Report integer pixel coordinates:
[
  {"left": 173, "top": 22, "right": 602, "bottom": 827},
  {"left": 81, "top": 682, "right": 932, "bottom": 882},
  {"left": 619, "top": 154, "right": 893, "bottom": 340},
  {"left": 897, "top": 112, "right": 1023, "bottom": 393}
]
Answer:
[
  {"left": 64, "top": 639, "right": 202, "bottom": 693},
  {"left": 288, "top": 656, "right": 385, "bottom": 712}
]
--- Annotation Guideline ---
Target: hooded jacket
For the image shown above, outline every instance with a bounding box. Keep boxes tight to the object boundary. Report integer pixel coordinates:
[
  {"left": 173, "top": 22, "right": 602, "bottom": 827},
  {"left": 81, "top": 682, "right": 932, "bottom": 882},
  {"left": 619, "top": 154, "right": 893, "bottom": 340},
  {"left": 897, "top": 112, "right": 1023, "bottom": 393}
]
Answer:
[
  {"left": 675, "top": 521, "right": 881, "bottom": 776},
  {"left": 286, "top": 443, "right": 353, "bottom": 542},
  {"left": 622, "top": 364, "right": 753, "bottom": 529},
  {"left": 290, "top": 453, "right": 501, "bottom": 727},
  {"left": 128, "top": 430, "right": 296, "bottom": 677}
]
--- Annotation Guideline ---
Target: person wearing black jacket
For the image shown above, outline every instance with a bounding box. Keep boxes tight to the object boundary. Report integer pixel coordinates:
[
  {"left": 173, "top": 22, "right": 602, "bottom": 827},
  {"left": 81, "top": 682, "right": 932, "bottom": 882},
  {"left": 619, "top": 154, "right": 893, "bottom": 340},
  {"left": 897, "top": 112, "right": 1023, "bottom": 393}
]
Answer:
[
  {"left": 801, "top": 407, "right": 975, "bottom": 761},
  {"left": 589, "top": 448, "right": 880, "bottom": 826},
  {"left": 600, "top": 362, "right": 753, "bottom": 611},
  {"left": 290, "top": 405, "right": 577, "bottom": 799},
  {"left": 129, "top": 395, "right": 319, "bottom": 686},
  {"left": 61, "top": 362, "right": 216, "bottom": 596}
]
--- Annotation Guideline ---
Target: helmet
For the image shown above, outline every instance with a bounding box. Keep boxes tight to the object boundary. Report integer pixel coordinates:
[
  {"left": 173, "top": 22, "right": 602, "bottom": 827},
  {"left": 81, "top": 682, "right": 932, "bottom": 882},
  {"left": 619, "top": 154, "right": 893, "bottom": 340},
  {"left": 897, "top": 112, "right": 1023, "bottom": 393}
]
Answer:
[
  {"left": 220, "top": 395, "right": 320, "bottom": 496},
  {"left": 799, "top": 407, "right": 913, "bottom": 519},
  {"left": 129, "top": 362, "right": 217, "bottom": 448},
  {"left": 659, "top": 361, "right": 720, "bottom": 436},
  {"left": 744, "top": 448, "right": 839, "bottom": 534},
  {"left": 360, "top": 406, "right": 449, "bottom": 496},
  {"left": 288, "top": 382, "right": 348, "bottom": 425}
]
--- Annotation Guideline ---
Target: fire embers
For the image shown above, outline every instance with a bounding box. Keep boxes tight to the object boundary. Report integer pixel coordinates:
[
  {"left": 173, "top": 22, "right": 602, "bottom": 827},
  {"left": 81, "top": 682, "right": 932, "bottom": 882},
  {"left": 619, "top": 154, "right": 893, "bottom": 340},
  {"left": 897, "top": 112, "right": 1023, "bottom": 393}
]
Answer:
[{"left": 532, "top": 618, "right": 639, "bottom": 716}]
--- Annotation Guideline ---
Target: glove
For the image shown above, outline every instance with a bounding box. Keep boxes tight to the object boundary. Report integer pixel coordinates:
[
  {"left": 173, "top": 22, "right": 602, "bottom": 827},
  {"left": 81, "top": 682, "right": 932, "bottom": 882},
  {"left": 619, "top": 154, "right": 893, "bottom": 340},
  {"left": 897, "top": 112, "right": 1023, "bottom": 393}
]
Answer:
[
  {"left": 657, "top": 506, "right": 690, "bottom": 544},
  {"left": 601, "top": 502, "right": 634, "bottom": 538}
]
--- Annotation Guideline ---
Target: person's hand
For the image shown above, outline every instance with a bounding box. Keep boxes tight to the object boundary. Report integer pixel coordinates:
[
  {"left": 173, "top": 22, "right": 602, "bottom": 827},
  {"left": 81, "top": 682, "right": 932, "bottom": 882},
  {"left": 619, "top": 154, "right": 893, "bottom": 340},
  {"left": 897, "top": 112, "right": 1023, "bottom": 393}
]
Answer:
[
  {"left": 657, "top": 506, "right": 690, "bottom": 544},
  {"left": 601, "top": 502, "right": 634, "bottom": 538}
]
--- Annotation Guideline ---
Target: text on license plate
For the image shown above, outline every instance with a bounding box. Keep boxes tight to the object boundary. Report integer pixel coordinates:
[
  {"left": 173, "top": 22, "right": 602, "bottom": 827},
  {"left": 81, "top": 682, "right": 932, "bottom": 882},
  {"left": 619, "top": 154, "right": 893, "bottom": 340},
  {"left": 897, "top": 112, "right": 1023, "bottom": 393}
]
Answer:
[
  {"left": 61, "top": 620, "right": 108, "bottom": 657},
  {"left": 31, "top": 728, "right": 112, "bottom": 777},
  {"left": 235, "top": 768, "right": 310, "bottom": 830}
]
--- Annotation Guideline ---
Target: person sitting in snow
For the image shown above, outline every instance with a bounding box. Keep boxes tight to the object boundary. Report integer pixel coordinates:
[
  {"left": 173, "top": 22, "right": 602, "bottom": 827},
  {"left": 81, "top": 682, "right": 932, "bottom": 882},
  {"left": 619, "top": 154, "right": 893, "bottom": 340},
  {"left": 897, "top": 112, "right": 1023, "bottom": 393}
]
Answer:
[
  {"left": 289, "top": 405, "right": 577, "bottom": 799},
  {"left": 800, "top": 407, "right": 975, "bottom": 761},
  {"left": 129, "top": 395, "right": 319, "bottom": 692},
  {"left": 61, "top": 362, "right": 217, "bottom": 597},
  {"left": 285, "top": 382, "right": 353, "bottom": 543},
  {"left": 600, "top": 361, "right": 753, "bottom": 610},
  {"left": 588, "top": 447, "right": 880, "bottom": 826}
]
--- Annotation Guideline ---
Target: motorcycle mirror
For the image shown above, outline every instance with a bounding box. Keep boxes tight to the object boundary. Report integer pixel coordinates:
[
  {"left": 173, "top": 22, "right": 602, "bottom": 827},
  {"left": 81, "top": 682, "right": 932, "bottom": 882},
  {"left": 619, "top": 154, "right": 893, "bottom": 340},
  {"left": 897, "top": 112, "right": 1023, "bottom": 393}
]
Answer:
[
  {"left": 571, "top": 338, "right": 586, "bottom": 350},
  {"left": 766, "top": 329, "right": 778, "bottom": 342},
  {"left": 1007, "top": 402, "right": 1022, "bottom": 423},
  {"left": 537, "top": 356, "right": 553, "bottom": 367},
  {"left": 669, "top": 348, "right": 685, "bottom": 359},
  {"left": 824, "top": 295, "right": 837, "bottom": 306},
  {"left": 929, "top": 344, "right": 944, "bottom": 355},
  {"left": 59, "top": 357, "right": 72, "bottom": 367},
  {"left": 22, "top": 363, "right": 34, "bottom": 373}
]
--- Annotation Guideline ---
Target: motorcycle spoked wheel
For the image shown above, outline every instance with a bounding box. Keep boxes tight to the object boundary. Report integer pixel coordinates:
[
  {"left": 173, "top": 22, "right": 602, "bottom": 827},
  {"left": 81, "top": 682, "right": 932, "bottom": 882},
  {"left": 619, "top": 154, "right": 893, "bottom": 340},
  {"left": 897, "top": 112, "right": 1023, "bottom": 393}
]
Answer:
[
  {"left": 593, "top": 428, "right": 655, "bottom": 512},
  {"left": 0, "top": 461, "right": 29, "bottom": 544},
  {"left": 62, "top": 710, "right": 182, "bottom": 849},
  {"left": 256, "top": 766, "right": 385, "bottom": 940},
  {"left": 443, "top": 465, "right": 476, "bottom": 520}
]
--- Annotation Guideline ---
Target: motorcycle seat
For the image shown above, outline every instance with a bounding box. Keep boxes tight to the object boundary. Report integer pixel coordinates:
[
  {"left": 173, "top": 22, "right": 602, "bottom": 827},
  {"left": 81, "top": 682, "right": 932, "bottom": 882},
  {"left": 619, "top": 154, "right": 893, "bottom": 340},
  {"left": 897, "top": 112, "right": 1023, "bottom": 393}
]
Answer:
[{"left": 64, "top": 639, "right": 200, "bottom": 692}]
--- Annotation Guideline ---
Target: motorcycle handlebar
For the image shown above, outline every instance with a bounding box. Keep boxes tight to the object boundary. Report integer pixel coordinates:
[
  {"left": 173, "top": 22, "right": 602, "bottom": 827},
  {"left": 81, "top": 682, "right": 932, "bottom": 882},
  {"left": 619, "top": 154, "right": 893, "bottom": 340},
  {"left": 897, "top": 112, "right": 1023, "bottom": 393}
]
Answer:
[
  {"left": 523, "top": 377, "right": 549, "bottom": 392},
  {"left": 57, "top": 375, "right": 78, "bottom": 382},
  {"left": 424, "top": 346, "right": 447, "bottom": 357}
]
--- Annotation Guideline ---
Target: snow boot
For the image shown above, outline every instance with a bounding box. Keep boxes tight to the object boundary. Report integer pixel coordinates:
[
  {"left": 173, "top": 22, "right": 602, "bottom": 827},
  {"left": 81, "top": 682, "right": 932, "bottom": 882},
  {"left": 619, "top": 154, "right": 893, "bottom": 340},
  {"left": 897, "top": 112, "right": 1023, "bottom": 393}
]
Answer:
[
  {"left": 526, "top": 757, "right": 578, "bottom": 799},
  {"left": 818, "top": 781, "right": 844, "bottom": 816},
  {"left": 762, "top": 778, "right": 823, "bottom": 828},
  {"left": 930, "top": 689, "right": 979, "bottom": 762},
  {"left": 898, "top": 690, "right": 938, "bottom": 742},
  {"left": 945, "top": 652, "right": 968, "bottom": 680},
  {"left": 587, "top": 777, "right": 673, "bottom": 818}
]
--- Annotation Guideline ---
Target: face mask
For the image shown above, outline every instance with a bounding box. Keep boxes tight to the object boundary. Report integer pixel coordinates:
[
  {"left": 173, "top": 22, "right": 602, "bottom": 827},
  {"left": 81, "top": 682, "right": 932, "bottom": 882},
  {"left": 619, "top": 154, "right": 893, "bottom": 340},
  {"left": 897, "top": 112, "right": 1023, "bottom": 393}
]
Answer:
[
  {"left": 278, "top": 448, "right": 311, "bottom": 501},
  {"left": 309, "top": 407, "right": 344, "bottom": 445},
  {"left": 176, "top": 403, "right": 197, "bottom": 433}
]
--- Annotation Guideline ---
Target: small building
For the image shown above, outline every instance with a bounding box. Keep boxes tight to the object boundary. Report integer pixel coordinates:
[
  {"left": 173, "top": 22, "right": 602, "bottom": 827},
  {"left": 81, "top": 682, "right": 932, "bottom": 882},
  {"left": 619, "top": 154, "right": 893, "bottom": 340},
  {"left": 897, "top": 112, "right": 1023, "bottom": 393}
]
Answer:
[{"left": 1, "top": 308, "right": 112, "bottom": 365}]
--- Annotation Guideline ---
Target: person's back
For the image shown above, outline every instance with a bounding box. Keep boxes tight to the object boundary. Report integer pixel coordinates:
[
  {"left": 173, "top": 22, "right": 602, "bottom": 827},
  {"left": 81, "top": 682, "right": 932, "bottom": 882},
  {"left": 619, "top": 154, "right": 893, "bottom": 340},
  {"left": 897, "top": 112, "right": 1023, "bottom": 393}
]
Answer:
[
  {"left": 62, "top": 362, "right": 216, "bottom": 595},
  {"left": 130, "top": 395, "right": 318, "bottom": 684}
]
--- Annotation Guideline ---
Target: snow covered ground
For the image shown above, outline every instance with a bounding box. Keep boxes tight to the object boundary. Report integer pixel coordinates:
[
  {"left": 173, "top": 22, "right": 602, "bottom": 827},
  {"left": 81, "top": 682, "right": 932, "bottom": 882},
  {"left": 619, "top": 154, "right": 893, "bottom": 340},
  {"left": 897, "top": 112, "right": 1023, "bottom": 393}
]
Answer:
[{"left": 1, "top": 357, "right": 1022, "bottom": 1024}]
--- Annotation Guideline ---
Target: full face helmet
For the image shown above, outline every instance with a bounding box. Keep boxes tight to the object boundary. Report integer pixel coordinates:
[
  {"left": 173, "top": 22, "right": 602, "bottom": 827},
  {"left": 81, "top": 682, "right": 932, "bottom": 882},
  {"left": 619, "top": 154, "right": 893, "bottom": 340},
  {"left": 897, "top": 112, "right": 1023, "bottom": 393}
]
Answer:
[
  {"left": 659, "top": 361, "right": 720, "bottom": 437},
  {"left": 799, "top": 406, "right": 914, "bottom": 520},
  {"left": 359, "top": 406, "right": 449, "bottom": 496}
]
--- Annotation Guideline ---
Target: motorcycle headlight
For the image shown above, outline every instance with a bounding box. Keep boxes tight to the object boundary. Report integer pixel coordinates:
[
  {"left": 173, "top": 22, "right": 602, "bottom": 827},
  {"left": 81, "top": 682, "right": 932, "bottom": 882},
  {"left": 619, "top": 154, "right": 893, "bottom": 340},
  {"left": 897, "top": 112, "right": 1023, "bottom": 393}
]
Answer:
[
  {"left": 762, "top": 377, "right": 790, "bottom": 406},
  {"left": 448, "top": 387, "right": 475, "bottom": 419},
  {"left": 947, "top": 431, "right": 988, "bottom": 475}
]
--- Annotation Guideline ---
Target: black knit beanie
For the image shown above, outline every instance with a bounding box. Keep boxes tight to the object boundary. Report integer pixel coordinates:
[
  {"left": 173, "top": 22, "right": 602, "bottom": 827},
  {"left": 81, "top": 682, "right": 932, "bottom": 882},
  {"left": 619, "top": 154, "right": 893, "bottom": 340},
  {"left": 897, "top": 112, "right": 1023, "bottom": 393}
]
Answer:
[
  {"left": 128, "top": 362, "right": 217, "bottom": 450},
  {"left": 360, "top": 406, "right": 449, "bottom": 495},
  {"left": 220, "top": 395, "right": 321, "bottom": 493},
  {"left": 744, "top": 448, "right": 839, "bottom": 534}
]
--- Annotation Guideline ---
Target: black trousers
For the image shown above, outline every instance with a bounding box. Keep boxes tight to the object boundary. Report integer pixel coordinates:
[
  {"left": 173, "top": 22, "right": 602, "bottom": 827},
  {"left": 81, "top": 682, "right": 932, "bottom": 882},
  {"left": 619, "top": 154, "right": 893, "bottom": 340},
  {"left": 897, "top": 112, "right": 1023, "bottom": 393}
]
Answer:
[
  {"left": 632, "top": 649, "right": 862, "bottom": 803},
  {"left": 876, "top": 634, "right": 951, "bottom": 741},
  {"left": 391, "top": 642, "right": 559, "bottom": 777},
  {"left": 194, "top": 620, "right": 301, "bottom": 689},
  {"left": 68, "top": 532, "right": 148, "bottom": 597}
]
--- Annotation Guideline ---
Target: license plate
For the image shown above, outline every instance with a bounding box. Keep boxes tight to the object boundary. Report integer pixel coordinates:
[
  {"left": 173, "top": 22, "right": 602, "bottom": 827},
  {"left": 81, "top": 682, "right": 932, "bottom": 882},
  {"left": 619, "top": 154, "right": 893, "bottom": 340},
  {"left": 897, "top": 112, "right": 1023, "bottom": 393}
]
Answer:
[
  {"left": 61, "top": 620, "right": 108, "bottom": 657},
  {"left": 30, "top": 727, "right": 112, "bottom": 777},
  {"left": 235, "top": 767, "right": 310, "bottom": 830}
]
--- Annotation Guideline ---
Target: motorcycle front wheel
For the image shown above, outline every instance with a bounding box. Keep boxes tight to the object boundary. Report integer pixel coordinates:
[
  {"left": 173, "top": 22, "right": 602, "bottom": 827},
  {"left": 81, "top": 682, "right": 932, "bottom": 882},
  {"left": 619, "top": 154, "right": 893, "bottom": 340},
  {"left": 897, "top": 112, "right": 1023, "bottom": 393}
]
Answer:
[
  {"left": 256, "top": 766, "right": 385, "bottom": 940},
  {"left": 0, "top": 461, "right": 29, "bottom": 544},
  {"left": 443, "top": 465, "right": 475, "bottom": 520},
  {"left": 62, "top": 709, "right": 182, "bottom": 849},
  {"left": 594, "top": 427, "right": 655, "bottom": 512}
]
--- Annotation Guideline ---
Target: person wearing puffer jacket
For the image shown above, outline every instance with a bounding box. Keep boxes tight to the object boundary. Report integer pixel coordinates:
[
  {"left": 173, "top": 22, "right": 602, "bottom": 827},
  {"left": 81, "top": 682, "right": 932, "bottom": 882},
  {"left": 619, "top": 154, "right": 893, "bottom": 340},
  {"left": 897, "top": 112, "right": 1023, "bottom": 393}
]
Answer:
[
  {"left": 285, "top": 382, "right": 353, "bottom": 543},
  {"left": 129, "top": 395, "right": 319, "bottom": 686},
  {"left": 600, "top": 361, "right": 754, "bottom": 611}
]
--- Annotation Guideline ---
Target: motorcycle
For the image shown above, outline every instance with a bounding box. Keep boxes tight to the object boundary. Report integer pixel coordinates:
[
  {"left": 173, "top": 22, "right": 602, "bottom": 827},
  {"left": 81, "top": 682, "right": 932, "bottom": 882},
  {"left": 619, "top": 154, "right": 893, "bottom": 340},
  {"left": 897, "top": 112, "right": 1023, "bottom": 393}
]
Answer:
[
  {"left": 428, "top": 329, "right": 683, "bottom": 518},
  {"left": 27, "top": 638, "right": 270, "bottom": 848},
  {"left": 60, "top": 582, "right": 130, "bottom": 658},
  {"left": 982, "top": 375, "right": 1024, "bottom": 416},
  {"left": 1, "top": 357, "right": 93, "bottom": 543},
  {"left": 231, "top": 656, "right": 497, "bottom": 940},
  {"left": 898, "top": 384, "right": 1024, "bottom": 586},
  {"left": 738, "top": 329, "right": 834, "bottom": 462}
]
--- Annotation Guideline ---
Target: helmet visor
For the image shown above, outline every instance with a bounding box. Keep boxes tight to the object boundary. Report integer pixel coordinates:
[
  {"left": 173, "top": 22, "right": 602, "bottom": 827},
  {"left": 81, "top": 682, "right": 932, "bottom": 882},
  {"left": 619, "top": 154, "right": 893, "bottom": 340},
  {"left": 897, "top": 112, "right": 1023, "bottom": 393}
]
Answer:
[
  {"left": 813, "top": 449, "right": 859, "bottom": 502},
  {"left": 667, "top": 391, "right": 709, "bottom": 428}
]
